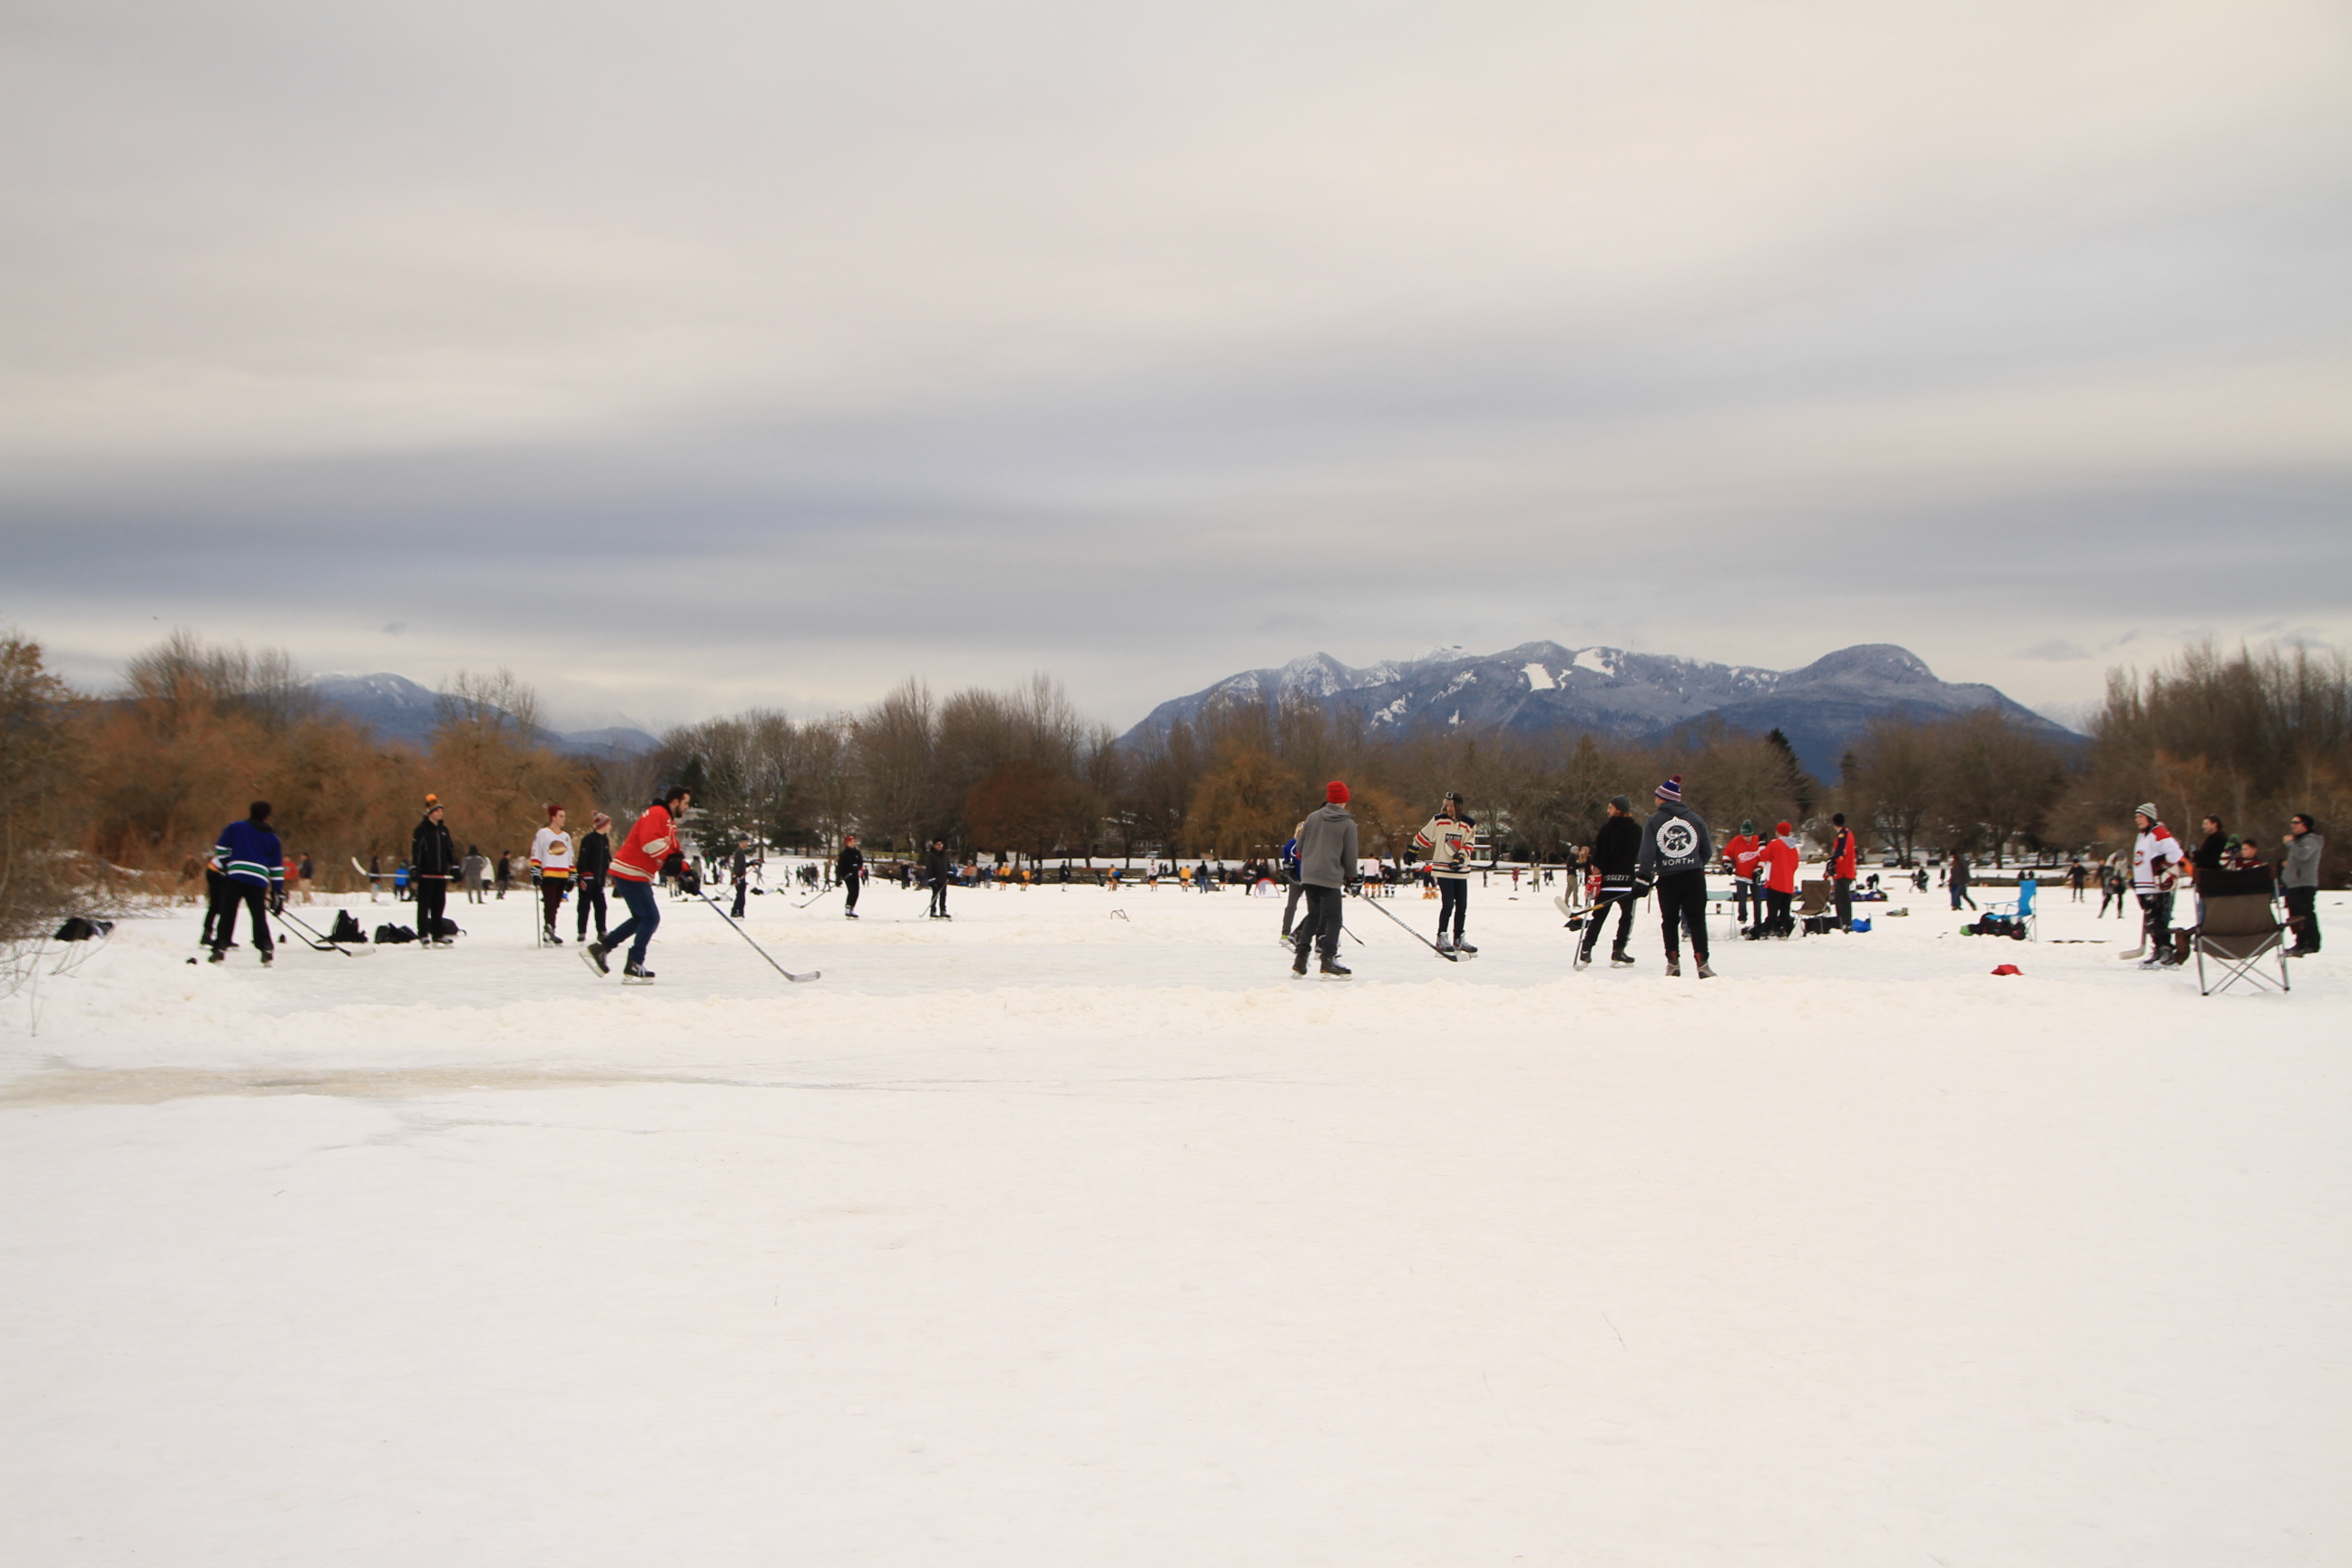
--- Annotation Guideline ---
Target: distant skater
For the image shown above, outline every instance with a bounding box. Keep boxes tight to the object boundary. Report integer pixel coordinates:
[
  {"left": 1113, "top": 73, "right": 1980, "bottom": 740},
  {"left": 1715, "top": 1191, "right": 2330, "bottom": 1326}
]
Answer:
[{"left": 837, "top": 833, "right": 865, "bottom": 919}]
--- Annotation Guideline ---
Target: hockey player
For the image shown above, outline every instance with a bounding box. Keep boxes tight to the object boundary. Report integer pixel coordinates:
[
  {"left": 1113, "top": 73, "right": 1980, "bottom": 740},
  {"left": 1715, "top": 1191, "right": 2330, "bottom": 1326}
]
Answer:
[
  {"left": 836, "top": 833, "right": 865, "bottom": 919},
  {"left": 411, "top": 796, "right": 459, "bottom": 946},
  {"left": 206, "top": 800, "right": 283, "bottom": 965},
  {"left": 1575, "top": 796, "right": 1642, "bottom": 970},
  {"left": 529, "top": 805, "right": 574, "bottom": 944},
  {"left": 2130, "top": 804, "right": 2185, "bottom": 967},
  {"left": 1634, "top": 776, "right": 1715, "bottom": 977},
  {"left": 587, "top": 786, "right": 691, "bottom": 980},
  {"left": 925, "top": 838, "right": 953, "bottom": 919},
  {"left": 1289, "top": 781, "right": 1357, "bottom": 978},
  {"left": 1411, "top": 791, "right": 1478, "bottom": 955},
  {"left": 574, "top": 812, "right": 612, "bottom": 945},
  {"left": 730, "top": 838, "right": 751, "bottom": 918}
]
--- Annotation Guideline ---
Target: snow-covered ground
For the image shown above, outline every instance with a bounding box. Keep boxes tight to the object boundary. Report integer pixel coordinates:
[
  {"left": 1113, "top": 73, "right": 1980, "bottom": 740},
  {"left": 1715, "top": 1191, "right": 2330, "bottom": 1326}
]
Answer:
[{"left": 5, "top": 877, "right": 2348, "bottom": 1565}]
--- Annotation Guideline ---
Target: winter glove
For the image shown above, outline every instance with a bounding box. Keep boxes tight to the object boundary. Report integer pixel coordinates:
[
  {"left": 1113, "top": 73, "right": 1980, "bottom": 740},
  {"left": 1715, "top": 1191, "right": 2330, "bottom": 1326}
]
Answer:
[
  {"left": 270, "top": 891, "right": 285, "bottom": 915},
  {"left": 1629, "top": 878, "right": 1653, "bottom": 901}
]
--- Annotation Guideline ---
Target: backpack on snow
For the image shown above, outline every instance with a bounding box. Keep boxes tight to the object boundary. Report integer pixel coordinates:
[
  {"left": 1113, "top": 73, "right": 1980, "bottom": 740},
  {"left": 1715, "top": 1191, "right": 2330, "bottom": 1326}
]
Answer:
[
  {"left": 374, "top": 923, "right": 417, "bottom": 945},
  {"left": 329, "top": 910, "right": 367, "bottom": 944},
  {"left": 428, "top": 916, "right": 461, "bottom": 940}
]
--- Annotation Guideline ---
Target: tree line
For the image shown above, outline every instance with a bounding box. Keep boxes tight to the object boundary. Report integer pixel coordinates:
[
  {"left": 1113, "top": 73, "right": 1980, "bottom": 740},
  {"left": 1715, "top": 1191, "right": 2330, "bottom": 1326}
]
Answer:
[{"left": 3, "top": 628, "right": 2344, "bottom": 953}]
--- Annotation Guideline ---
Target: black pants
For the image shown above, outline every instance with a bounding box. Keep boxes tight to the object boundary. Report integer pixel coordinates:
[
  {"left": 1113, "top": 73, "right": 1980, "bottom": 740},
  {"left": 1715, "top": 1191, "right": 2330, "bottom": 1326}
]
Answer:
[
  {"left": 2138, "top": 889, "right": 2172, "bottom": 953},
  {"left": 1291, "top": 885, "right": 1344, "bottom": 960},
  {"left": 842, "top": 875, "right": 859, "bottom": 914},
  {"left": 1580, "top": 880, "right": 1638, "bottom": 957},
  {"left": 209, "top": 881, "right": 274, "bottom": 956},
  {"left": 1763, "top": 887, "right": 1792, "bottom": 933},
  {"left": 1733, "top": 878, "right": 1753, "bottom": 923},
  {"left": 415, "top": 878, "right": 448, "bottom": 939},
  {"left": 2284, "top": 886, "right": 2320, "bottom": 952},
  {"left": 730, "top": 878, "right": 748, "bottom": 917},
  {"left": 576, "top": 879, "right": 608, "bottom": 940},
  {"left": 1656, "top": 870, "right": 1708, "bottom": 960},
  {"left": 1833, "top": 877, "right": 1854, "bottom": 929},
  {"left": 201, "top": 868, "right": 227, "bottom": 945},
  {"left": 929, "top": 877, "right": 948, "bottom": 916},
  {"left": 1436, "top": 878, "right": 1467, "bottom": 939}
]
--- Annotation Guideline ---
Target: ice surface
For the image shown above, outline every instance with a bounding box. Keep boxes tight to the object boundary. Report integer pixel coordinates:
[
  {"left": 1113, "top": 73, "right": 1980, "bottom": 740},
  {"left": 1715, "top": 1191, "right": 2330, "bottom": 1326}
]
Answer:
[{"left": 5, "top": 877, "right": 2348, "bottom": 1565}]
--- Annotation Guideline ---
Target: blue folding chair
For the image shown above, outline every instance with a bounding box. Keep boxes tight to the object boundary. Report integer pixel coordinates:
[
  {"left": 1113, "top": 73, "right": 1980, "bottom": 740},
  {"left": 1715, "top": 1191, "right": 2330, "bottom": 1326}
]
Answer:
[{"left": 1978, "top": 874, "right": 2038, "bottom": 939}]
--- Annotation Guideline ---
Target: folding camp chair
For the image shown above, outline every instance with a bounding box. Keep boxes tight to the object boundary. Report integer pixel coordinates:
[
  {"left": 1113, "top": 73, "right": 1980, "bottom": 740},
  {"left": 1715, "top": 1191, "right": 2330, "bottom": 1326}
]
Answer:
[
  {"left": 2194, "top": 893, "right": 2290, "bottom": 996},
  {"left": 1977, "top": 876, "right": 2039, "bottom": 940}
]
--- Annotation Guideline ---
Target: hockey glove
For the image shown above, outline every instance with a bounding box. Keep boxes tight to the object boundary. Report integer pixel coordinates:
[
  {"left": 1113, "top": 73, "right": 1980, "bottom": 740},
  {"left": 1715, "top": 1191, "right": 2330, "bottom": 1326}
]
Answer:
[{"left": 1629, "top": 878, "right": 1653, "bottom": 901}]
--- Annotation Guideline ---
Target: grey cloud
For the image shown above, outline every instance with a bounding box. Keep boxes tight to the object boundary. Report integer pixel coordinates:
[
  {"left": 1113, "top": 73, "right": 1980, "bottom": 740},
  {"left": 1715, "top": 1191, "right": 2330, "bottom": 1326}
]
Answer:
[
  {"left": 2019, "top": 639, "right": 2092, "bottom": 662},
  {"left": 4, "top": 2, "right": 2348, "bottom": 724}
]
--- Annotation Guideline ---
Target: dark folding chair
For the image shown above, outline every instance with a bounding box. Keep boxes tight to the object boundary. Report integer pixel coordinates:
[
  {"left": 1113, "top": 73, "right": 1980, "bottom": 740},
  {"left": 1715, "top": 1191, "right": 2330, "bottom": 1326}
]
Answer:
[{"left": 2194, "top": 891, "right": 2290, "bottom": 997}]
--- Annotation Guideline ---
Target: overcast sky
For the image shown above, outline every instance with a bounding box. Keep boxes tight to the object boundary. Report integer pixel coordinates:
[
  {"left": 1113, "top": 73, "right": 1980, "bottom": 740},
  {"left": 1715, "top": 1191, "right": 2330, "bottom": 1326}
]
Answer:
[{"left": 5, "top": 0, "right": 2347, "bottom": 732}]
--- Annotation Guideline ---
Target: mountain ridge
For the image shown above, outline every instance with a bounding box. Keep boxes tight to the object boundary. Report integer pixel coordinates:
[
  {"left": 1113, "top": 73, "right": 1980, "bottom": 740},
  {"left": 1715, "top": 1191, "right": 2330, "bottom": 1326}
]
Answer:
[
  {"left": 307, "top": 672, "right": 659, "bottom": 760},
  {"left": 1122, "top": 642, "right": 2078, "bottom": 779}
]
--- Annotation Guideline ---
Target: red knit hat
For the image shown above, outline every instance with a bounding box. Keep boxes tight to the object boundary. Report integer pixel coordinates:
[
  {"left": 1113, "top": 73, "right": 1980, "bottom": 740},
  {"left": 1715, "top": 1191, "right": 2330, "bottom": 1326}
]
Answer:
[
  {"left": 1326, "top": 780, "right": 1350, "bottom": 804},
  {"left": 1776, "top": 820, "right": 1793, "bottom": 835}
]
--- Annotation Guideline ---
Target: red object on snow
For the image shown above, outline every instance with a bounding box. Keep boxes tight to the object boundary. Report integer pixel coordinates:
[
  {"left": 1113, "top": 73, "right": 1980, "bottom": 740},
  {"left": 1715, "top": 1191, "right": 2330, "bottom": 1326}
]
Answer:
[{"left": 1990, "top": 964, "right": 2023, "bottom": 975}]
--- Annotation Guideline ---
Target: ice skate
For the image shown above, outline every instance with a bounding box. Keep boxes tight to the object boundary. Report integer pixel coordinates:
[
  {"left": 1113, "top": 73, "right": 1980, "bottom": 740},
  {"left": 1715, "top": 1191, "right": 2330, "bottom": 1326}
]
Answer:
[
  {"left": 1318, "top": 958, "right": 1351, "bottom": 979},
  {"left": 581, "top": 941, "right": 611, "bottom": 976},
  {"left": 1696, "top": 960, "right": 1716, "bottom": 978},
  {"left": 1664, "top": 956, "right": 1681, "bottom": 977}
]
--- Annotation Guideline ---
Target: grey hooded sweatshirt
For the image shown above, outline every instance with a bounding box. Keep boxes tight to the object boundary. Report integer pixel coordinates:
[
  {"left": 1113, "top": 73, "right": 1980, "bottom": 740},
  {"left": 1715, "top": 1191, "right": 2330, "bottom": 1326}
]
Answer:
[{"left": 1296, "top": 803, "right": 1361, "bottom": 889}]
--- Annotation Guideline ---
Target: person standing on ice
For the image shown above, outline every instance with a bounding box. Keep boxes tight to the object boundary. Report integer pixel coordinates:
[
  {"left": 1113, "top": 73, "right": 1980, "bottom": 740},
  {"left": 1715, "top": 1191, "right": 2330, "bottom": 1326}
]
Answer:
[
  {"left": 530, "top": 805, "right": 575, "bottom": 944},
  {"left": 586, "top": 785, "right": 691, "bottom": 980},
  {"left": 411, "top": 796, "right": 459, "bottom": 946},
  {"left": 925, "top": 837, "right": 953, "bottom": 919},
  {"left": 1754, "top": 821, "right": 1799, "bottom": 936},
  {"left": 206, "top": 800, "right": 283, "bottom": 965},
  {"left": 1826, "top": 812, "right": 1859, "bottom": 930},
  {"left": 2281, "top": 813, "right": 2323, "bottom": 956},
  {"left": 2130, "top": 805, "right": 2184, "bottom": 968},
  {"left": 729, "top": 838, "right": 752, "bottom": 918},
  {"left": 1289, "top": 781, "right": 1358, "bottom": 978},
  {"left": 1634, "top": 775, "right": 1714, "bottom": 978},
  {"left": 836, "top": 833, "right": 865, "bottom": 919},
  {"left": 1948, "top": 851, "right": 1975, "bottom": 912},
  {"left": 574, "top": 812, "right": 612, "bottom": 946},
  {"left": 1412, "top": 791, "right": 1478, "bottom": 956},
  {"left": 1722, "top": 819, "right": 1761, "bottom": 926},
  {"left": 1574, "top": 796, "right": 1642, "bottom": 970}
]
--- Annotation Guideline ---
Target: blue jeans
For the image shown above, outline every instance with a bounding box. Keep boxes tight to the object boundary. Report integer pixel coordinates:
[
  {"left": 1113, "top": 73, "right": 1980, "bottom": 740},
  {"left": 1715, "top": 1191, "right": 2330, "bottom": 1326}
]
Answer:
[{"left": 604, "top": 877, "right": 662, "bottom": 965}]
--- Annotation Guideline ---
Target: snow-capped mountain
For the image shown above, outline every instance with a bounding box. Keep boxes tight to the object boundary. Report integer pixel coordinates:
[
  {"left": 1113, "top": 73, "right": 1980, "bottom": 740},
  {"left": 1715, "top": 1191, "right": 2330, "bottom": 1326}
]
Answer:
[
  {"left": 1122, "top": 642, "right": 2078, "bottom": 779},
  {"left": 308, "top": 672, "right": 658, "bottom": 759}
]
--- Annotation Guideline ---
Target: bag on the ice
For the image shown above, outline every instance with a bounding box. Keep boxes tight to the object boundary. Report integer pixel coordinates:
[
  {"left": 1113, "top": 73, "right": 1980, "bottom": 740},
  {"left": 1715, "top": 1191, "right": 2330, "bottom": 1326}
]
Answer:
[
  {"left": 329, "top": 910, "right": 367, "bottom": 943},
  {"left": 375, "top": 923, "right": 417, "bottom": 945},
  {"left": 54, "top": 916, "right": 113, "bottom": 942},
  {"left": 1803, "top": 913, "right": 1838, "bottom": 936},
  {"left": 1965, "top": 915, "right": 2024, "bottom": 939},
  {"left": 428, "top": 916, "right": 461, "bottom": 940}
]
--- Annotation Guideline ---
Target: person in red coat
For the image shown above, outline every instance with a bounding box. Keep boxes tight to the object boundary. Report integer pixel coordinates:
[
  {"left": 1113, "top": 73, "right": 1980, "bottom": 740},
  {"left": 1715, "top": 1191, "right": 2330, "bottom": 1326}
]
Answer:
[
  {"left": 1722, "top": 820, "right": 1761, "bottom": 926},
  {"left": 1755, "top": 821, "right": 1800, "bottom": 936},
  {"left": 587, "top": 784, "right": 691, "bottom": 980},
  {"left": 1826, "top": 812, "right": 1860, "bottom": 930}
]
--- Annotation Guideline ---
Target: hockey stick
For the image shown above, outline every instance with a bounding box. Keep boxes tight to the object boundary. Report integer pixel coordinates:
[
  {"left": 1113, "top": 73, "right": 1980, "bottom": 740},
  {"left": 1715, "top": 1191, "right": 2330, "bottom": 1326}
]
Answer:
[
  {"left": 1352, "top": 885, "right": 1459, "bottom": 961},
  {"left": 792, "top": 883, "right": 838, "bottom": 910},
  {"left": 691, "top": 889, "right": 820, "bottom": 983},
  {"left": 274, "top": 905, "right": 363, "bottom": 956},
  {"left": 1559, "top": 887, "right": 1645, "bottom": 931}
]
